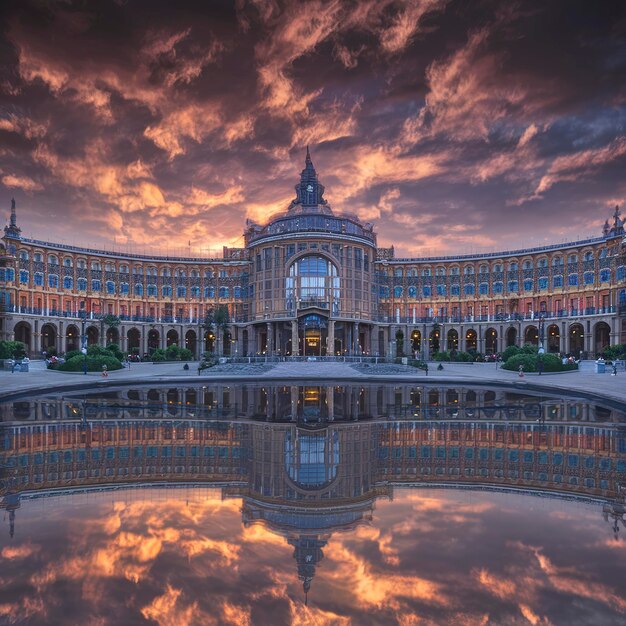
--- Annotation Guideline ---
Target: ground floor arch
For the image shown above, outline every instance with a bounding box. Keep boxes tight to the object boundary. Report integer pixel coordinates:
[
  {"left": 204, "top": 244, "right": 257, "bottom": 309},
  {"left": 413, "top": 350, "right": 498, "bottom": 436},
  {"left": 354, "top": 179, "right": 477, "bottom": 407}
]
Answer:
[
  {"left": 127, "top": 328, "right": 140, "bottom": 353},
  {"left": 166, "top": 329, "right": 179, "bottom": 347},
  {"left": 547, "top": 324, "right": 560, "bottom": 353},
  {"left": 411, "top": 329, "right": 421, "bottom": 355},
  {"left": 185, "top": 330, "right": 197, "bottom": 356},
  {"left": 524, "top": 325, "right": 538, "bottom": 346},
  {"left": 86, "top": 326, "right": 99, "bottom": 346},
  {"left": 13, "top": 321, "right": 32, "bottom": 354},
  {"left": 65, "top": 324, "right": 79, "bottom": 352},
  {"left": 594, "top": 321, "right": 611, "bottom": 356},
  {"left": 447, "top": 329, "right": 458, "bottom": 351},
  {"left": 485, "top": 328, "right": 497, "bottom": 354},
  {"left": 148, "top": 329, "right": 160, "bottom": 353},
  {"left": 204, "top": 330, "right": 215, "bottom": 354},
  {"left": 299, "top": 314, "right": 328, "bottom": 356},
  {"left": 506, "top": 327, "right": 517, "bottom": 347},
  {"left": 41, "top": 323, "right": 57, "bottom": 354},
  {"left": 465, "top": 329, "right": 477, "bottom": 352},
  {"left": 106, "top": 327, "right": 119, "bottom": 346},
  {"left": 569, "top": 323, "right": 584, "bottom": 357},
  {"left": 429, "top": 327, "right": 440, "bottom": 354}
]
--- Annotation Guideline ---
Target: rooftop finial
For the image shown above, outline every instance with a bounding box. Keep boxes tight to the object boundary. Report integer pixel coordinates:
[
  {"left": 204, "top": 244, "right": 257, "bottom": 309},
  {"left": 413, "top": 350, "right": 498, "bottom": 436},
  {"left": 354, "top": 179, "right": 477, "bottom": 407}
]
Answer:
[
  {"left": 305, "top": 145, "right": 311, "bottom": 165},
  {"left": 10, "top": 198, "right": 16, "bottom": 226}
]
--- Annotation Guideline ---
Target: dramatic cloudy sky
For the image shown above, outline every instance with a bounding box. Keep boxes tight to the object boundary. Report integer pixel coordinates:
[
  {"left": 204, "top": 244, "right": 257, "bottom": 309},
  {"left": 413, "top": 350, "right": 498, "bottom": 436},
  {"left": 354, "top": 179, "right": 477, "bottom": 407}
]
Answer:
[{"left": 0, "top": 0, "right": 625, "bottom": 257}]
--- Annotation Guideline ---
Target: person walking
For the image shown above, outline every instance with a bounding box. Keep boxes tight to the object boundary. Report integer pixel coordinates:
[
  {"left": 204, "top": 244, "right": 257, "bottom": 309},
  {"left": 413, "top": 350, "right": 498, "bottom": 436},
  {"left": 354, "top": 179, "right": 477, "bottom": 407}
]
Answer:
[
  {"left": 101, "top": 364, "right": 108, "bottom": 378},
  {"left": 518, "top": 364, "right": 524, "bottom": 378},
  {"left": 612, "top": 362, "right": 617, "bottom": 376}
]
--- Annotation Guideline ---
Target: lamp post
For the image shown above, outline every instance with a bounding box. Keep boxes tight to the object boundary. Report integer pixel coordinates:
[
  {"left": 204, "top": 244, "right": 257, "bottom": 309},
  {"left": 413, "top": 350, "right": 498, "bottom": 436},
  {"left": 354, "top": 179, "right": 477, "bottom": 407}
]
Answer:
[
  {"left": 538, "top": 314, "right": 546, "bottom": 355},
  {"left": 80, "top": 305, "right": 88, "bottom": 375}
]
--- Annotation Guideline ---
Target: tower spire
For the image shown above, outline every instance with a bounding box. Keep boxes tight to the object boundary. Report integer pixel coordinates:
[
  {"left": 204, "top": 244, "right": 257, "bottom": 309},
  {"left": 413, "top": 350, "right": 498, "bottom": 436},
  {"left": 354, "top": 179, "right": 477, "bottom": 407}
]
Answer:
[{"left": 4, "top": 198, "right": 21, "bottom": 239}]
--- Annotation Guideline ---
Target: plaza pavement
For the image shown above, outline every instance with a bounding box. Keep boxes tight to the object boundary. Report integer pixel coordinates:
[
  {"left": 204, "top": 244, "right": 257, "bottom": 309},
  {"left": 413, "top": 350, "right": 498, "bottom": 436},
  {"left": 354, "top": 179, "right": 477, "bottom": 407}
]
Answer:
[{"left": 0, "top": 359, "right": 625, "bottom": 410}]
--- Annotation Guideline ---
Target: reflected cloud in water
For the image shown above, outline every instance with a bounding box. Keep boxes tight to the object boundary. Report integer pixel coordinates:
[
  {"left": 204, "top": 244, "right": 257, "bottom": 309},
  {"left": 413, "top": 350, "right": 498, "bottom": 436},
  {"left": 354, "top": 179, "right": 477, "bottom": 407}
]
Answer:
[{"left": 0, "top": 383, "right": 625, "bottom": 624}]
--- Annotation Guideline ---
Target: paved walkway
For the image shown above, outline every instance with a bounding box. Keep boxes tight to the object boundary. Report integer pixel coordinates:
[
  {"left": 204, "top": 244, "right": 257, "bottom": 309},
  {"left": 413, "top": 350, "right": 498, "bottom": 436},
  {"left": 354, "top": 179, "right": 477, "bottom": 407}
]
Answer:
[{"left": 0, "top": 360, "right": 625, "bottom": 408}]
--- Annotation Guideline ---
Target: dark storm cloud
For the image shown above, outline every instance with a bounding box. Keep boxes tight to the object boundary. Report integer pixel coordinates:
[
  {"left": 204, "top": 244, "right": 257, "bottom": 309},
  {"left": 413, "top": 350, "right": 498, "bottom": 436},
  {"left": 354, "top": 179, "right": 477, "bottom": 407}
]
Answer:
[{"left": 0, "top": 0, "right": 625, "bottom": 255}]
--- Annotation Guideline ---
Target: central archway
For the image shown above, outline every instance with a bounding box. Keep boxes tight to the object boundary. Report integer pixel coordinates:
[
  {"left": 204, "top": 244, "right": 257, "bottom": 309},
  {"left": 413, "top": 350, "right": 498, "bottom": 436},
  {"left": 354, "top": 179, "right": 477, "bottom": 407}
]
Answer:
[{"left": 299, "top": 314, "right": 328, "bottom": 356}]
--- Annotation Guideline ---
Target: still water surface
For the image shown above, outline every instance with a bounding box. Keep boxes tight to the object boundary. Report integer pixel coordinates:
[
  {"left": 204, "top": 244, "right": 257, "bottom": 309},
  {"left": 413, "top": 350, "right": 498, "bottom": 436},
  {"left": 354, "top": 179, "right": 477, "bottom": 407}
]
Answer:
[{"left": 1, "top": 383, "right": 625, "bottom": 625}]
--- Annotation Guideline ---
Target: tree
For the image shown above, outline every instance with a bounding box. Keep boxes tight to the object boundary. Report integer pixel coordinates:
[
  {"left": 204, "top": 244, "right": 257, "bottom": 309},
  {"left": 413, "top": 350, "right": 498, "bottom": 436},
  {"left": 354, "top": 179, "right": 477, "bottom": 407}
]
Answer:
[
  {"left": 101, "top": 314, "right": 121, "bottom": 347},
  {"left": 202, "top": 310, "right": 216, "bottom": 354}
]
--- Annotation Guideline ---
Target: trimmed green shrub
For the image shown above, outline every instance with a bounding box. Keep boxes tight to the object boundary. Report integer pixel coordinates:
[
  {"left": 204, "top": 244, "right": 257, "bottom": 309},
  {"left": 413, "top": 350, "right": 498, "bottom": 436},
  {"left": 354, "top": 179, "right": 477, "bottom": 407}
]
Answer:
[
  {"left": 433, "top": 351, "right": 451, "bottom": 361},
  {"left": 106, "top": 343, "right": 124, "bottom": 361},
  {"left": 165, "top": 344, "right": 182, "bottom": 361},
  {"left": 502, "top": 352, "right": 577, "bottom": 373},
  {"left": 179, "top": 348, "right": 193, "bottom": 361},
  {"left": 57, "top": 354, "right": 123, "bottom": 372},
  {"left": 63, "top": 349, "right": 82, "bottom": 360},
  {"left": 0, "top": 340, "right": 27, "bottom": 359},
  {"left": 604, "top": 344, "right": 626, "bottom": 360},
  {"left": 151, "top": 348, "right": 166, "bottom": 362}
]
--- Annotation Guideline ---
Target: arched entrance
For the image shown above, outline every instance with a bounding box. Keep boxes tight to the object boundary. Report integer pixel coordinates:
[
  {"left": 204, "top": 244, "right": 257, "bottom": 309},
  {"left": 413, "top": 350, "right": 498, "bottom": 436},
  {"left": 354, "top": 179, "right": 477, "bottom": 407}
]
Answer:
[
  {"left": 127, "top": 328, "right": 140, "bottom": 354},
  {"left": 594, "top": 322, "right": 611, "bottom": 356},
  {"left": 411, "top": 329, "right": 421, "bottom": 356},
  {"left": 429, "top": 327, "right": 440, "bottom": 354},
  {"left": 13, "top": 321, "right": 32, "bottom": 354},
  {"left": 166, "top": 329, "right": 179, "bottom": 347},
  {"left": 86, "top": 326, "right": 99, "bottom": 346},
  {"left": 41, "top": 324, "right": 57, "bottom": 354},
  {"left": 299, "top": 314, "right": 328, "bottom": 356},
  {"left": 204, "top": 330, "right": 215, "bottom": 353},
  {"left": 547, "top": 324, "right": 560, "bottom": 353},
  {"left": 506, "top": 327, "right": 517, "bottom": 347},
  {"left": 185, "top": 330, "right": 197, "bottom": 356},
  {"left": 65, "top": 324, "right": 79, "bottom": 352},
  {"left": 524, "top": 325, "right": 538, "bottom": 346},
  {"left": 106, "top": 327, "right": 119, "bottom": 346},
  {"left": 569, "top": 323, "right": 584, "bottom": 358},
  {"left": 485, "top": 328, "right": 497, "bottom": 354},
  {"left": 242, "top": 329, "right": 249, "bottom": 357},
  {"left": 148, "top": 329, "right": 160, "bottom": 353},
  {"left": 447, "top": 329, "right": 458, "bottom": 352},
  {"left": 223, "top": 331, "right": 232, "bottom": 356},
  {"left": 465, "top": 329, "right": 477, "bottom": 352}
]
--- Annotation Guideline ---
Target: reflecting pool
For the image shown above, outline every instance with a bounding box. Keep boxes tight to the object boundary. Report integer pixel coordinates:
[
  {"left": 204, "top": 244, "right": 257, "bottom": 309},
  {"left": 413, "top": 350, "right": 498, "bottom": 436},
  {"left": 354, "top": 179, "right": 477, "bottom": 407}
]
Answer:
[{"left": 1, "top": 383, "right": 625, "bottom": 625}]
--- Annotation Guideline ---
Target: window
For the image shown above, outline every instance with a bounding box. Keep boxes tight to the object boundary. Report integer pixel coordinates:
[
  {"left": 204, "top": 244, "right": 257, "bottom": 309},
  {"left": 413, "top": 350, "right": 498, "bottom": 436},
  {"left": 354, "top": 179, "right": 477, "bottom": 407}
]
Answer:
[
  {"left": 583, "top": 251, "right": 593, "bottom": 262},
  {"left": 48, "top": 255, "right": 59, "bottom": 265},
  {"left": 106, "top": 281, "right": 115, "bottom": 294},
  {"left": 538, "top": 277, "right": 548, "bottom": 290},
  {"left": 77, "top": 259, "right": 86, "bottom": 269},
  {"left": 422, "top": 286, "right": 431, "bottom": 297},
  {"left": 177, "top": 286, "right": 186, "bottom": 298},
  {"left": 451, "top": 284, "right": 460, "bottom": 296},
  {"left": 599, "top": 269, "right": 610, "bottom": 283},
  {"left": 522, "top": 260, "right": 533, "bottom": 270},
  {"left": 91, "top": 279, "right": 101, "bottom": 291},
  {"left": 479, "top": 264, "right": 488, "bottom": 274},
  {"left": 34, "top": 252, "right": 43, "bottom": 262},
  {"left": 77, "top": 277, "right": 87, "bottom": 291},
  {"left": 464, "top": 266, "right": 474, "bottom": 275},
  {"left": 63, "top": 276, "right": 73, "bottom": 289},
  {"left": 19, "top": 270, "right": 29, "bottom": 284},
  {"left": 19, "top": 250, "right": 29, "bottom": 261},
  {"left": 479, "top": 283, "right": 488, "bottom": 295},
  {"left": 162, "top": 285, "right": 172, "bottom": 297},
  {"left": 436, "top": 284, "right": 446, "bottom": 296},
  {"left": 552, "top": 256, "right": 563, "bottom": 266},
  {"left": 509, "top": 262, "right": 518, "bottom": 271},
  {"left": 568, "top": 274, "right": 578, "bottom": 287},
  {"left": 90, "top": 261, "right": 101, "bottom": 271},
  {"left": 120, "top": 282, "right": 129, "bottom": 295},
  {"left": 493, "top": 282, "right": 503, "bottom": 294},
  {"left": 204, "top": 286, "right": 215, "bottom": 298},
  {"left": 147, "top": 284, "right": 157, "bottom": 296},
  {"left": 394, "top": 286, "right": 403, "bottom": 298},
  {"left": 135, "top": 284, "right": 144, "bottom": 296},
  {"left": 508, "top": 280, "right": 518, "bottom": 292},
  {"left": 191, "top": 286, "right": 200, "bottom": 298},
  {"left": 34, "top": 272, "right": 44, "bottom": 286},
  {"left": 553, "top": 275, "right": 563, "bottom": 288},
  {"left": 617, "top": 266, "right": 625, "bottom": 280},
  {"left": 48, "top": 274, "right": 59, "bottom": 288},
  {"left": 63, "top": 258, "right": 73, "bottom": 267},
  {"left": 584, "top": 272, "right": 594, "bottom": 285},
  {"left": 218, "top": 286, "right": 229, "bottom": 298},
  {"left": 464, "top": 284, "right": 475, "bottom": 295},
  {"left": 523, "top": 279, "right": 533, "bottom": 291}
]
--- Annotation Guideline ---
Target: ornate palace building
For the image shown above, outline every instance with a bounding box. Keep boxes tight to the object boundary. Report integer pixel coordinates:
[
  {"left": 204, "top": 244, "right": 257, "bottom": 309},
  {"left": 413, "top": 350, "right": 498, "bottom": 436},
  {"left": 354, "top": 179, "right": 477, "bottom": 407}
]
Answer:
[{"left": 1, "top": 149, "right": 626, "bottom": 358}]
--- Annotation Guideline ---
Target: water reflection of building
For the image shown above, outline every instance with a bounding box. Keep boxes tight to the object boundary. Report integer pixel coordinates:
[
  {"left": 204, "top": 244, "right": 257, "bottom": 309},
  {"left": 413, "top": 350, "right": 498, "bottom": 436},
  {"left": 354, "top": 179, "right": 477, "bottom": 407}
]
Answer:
[
  {"left": 1, "top": 391, "right": 625, "bottom": 593},
  {"left": 0, "top": 383, "right": 622, "bottom": 423}
]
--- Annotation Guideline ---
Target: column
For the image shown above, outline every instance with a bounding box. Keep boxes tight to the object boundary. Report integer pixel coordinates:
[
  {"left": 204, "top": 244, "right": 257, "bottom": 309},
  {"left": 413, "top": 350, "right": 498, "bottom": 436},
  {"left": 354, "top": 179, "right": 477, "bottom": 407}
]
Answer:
[
  {"left": 327, "top": 320, "right": 335, "bottom": 356},
  {"left": 291, "top": 320, "right": 299, "bottom": 356},
  {"left": 354, "top": 322, "right": 360, "bottom": 354},
  {"left": 266, "top": 322, "right": 273, "bottom": 356}
]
